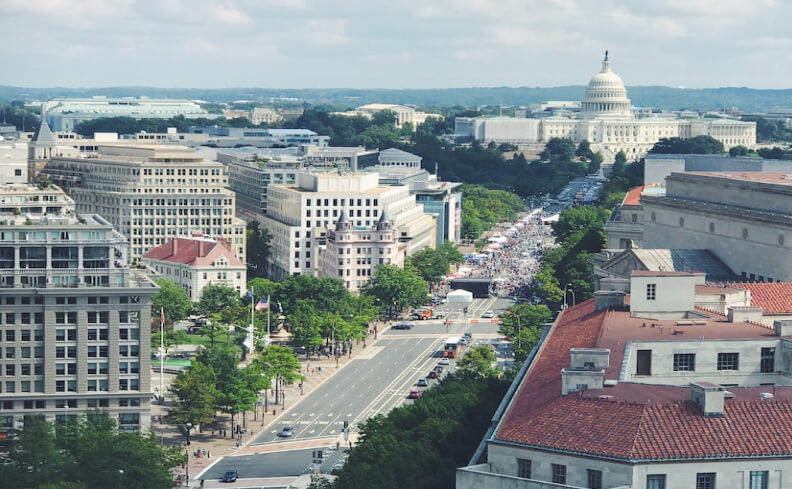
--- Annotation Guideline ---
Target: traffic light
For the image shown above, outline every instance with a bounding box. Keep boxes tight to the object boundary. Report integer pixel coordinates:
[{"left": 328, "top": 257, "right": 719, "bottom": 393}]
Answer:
[{"left": 343, "top": 420, "right": 349, "bottom": 430}]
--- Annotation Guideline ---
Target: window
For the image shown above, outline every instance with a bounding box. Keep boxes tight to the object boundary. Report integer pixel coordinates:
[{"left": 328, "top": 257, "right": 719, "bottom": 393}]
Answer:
[
  {"left": 587, "top": 469, "right": 602, "bottom": 489},
  {"left": 673, "top": 353, "right": 695, "bottom": 371},
  {"left": 516, "top": 459, "right": 531, "bottom": 478},
  {"left": 646, "top": 283, "right": 656, "bottom": 301},
  {"left": 551, "top": 464, "right": 566, "bottom": 484},
  {"left": 761, "top": 347, "right": 775, "bottom": 373},
  {"left": 647, "top": 474, "right": 666, "bottom": 489},
  {"left": 697, "top": 473, "right": 715, "bottom": 489},
  {"left": 717, "top": 352, "right": 739, "bottom": 370},
  {"left": 750, "top": 471, "right": 768, "bottom": 489}
]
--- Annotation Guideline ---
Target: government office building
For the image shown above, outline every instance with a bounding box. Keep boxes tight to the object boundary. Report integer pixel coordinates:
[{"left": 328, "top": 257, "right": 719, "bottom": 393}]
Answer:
[{"left": 0, "top": 207, "right": 156, "bottom": 436}]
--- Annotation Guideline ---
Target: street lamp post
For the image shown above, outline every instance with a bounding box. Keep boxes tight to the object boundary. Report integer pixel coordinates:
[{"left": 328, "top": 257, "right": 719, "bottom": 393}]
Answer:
[{"left": 567, "top": 285, "right": 576, "bottom": 308}]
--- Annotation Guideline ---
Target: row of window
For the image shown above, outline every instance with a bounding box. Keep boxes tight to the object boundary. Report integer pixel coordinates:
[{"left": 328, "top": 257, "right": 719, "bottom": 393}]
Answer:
[
  {"left": 306, "top": 198, "right": 379, "bottom": 207},
  {"left": 670, "top": 349, "right": 775, "bottom": 373},
  {"left": 516, "top": 459, "right": 768, "bottom": 489}
]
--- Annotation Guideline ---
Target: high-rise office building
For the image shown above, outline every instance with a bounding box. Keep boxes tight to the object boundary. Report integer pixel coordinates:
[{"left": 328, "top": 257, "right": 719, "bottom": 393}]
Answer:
[
  {"left": 0, "top": 204, "right": 156, "bottom": 437},
  {"left": 40, "top": 145, "right": 247, "bottom": 262}
]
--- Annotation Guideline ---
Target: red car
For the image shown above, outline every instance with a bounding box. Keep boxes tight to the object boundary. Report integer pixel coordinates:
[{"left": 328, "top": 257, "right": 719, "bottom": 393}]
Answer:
[
  {"left": 427, "top": 370, "right": 439, "bottom": 379},
  {"left": 407, "top": 389, "right": 422, "bottom": 399}
]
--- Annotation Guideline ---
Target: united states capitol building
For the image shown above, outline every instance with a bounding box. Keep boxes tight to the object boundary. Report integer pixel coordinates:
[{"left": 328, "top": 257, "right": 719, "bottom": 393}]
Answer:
[{"left": 455, "top": 52, "right": 756, "bottom": 159}]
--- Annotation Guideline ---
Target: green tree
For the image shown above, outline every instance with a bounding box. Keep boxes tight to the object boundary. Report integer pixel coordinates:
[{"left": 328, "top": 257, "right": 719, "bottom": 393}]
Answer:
[
  {"left": 499, "top": 304, "right": 552, "bottom": 361},
  {"left": 151, "top": 279, "right": 192, "bottom": 325},
  {"left": 246, "top": 221, "right": 273, "bottom": 279},
  {"left": 589, "top": 151, "right": 603, "bottom": 172},
  {"left": 371, "top": 109, "right": 397, "bottom": 126},
  {"left": 275, "top": 275, "right": 352, "bottom": 317},
  {"left": 649, "top": 135, "right": 724, "bottom": 155},
  {"left": 169, "top": 361, "right": 219, "bottom": 444},
  {"left": 1, "top": 416, "right": 68, "bottom": 487},
  {"left": 198, "top": 284, "right": 240, "bottom": 316},
  {"left": 255, "top": 345, "right": 304, "bottom": 407},
  {"left": 287, "top": 300, "right": 324, "bottom": 356},
  {"left": 540, "top": 137, "right": 576, "bottom": 162},
  {"left": 575, "top": 139, "right": 593, "bottom": 158},
  {"left": 729, "top": 145, "right": 749, "bottom": 156},
  {"left": 151, "top": 329, "right": 190, "bottom": 354},
  {"left": 457, "top": 345, "right": 498, "bottom": 376},
  {"left": 551, "top": 205, "right": 611, "bottom": 242},
  {"left": 362, "top": 264, "right": 428, "bottom": 318},
  {"left": 247, "top": 277, "right": 279, "bottom": 304}
]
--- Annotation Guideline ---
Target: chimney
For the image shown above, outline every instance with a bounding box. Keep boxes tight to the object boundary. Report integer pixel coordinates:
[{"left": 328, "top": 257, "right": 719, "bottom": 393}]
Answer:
[
  {"left": 690, "top": 382, "right": 725, "bottom": 417},
  {"left": 199, "top": 240, "right": 205, "bottom": 257},
  {"left": 594, "top": 290, "right": 625, "bottom": 311},
  {"left": 774, "top": 320, "right": 792, "bottom": 337},
  {"left": 172, "top": 239, "right": 178, "bottom": 255}
]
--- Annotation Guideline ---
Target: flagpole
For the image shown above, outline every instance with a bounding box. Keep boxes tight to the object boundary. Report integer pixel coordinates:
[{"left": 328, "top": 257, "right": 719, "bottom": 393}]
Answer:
[
  {"left": 159, "top": 307, "right": 165, "bottom": 405},
  {"left": 266, "top": 295, "right": 271, "bottom": 347}
]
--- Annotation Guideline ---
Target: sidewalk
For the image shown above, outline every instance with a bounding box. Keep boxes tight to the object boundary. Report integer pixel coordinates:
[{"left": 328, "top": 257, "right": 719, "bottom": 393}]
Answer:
[{"left": 151, "top": 329, "right": 386, "bottom": 487}]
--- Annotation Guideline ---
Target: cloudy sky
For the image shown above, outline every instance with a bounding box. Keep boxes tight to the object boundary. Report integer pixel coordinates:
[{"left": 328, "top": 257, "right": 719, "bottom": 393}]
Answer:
[{"left": 2, "top": 0, "right": 791, "bottom": 89}]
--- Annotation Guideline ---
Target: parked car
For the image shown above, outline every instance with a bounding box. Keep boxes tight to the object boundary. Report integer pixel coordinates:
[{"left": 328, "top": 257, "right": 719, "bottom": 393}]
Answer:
[
  {"left": 459, "top": 337, "right": 468, "bottom": 345},
  {"left": 482, "top": 311, "right": 495, "bottom": 318},
  {"left": 463, "top": 332, "right": 472, "bottom": 340},
  {"left": 277, "top": 426, "right": 294, "bottom": 438},
  {"left": 407, "top": 389, "right": 422, "bottom": 399},
  {"left": 434, "top": 365, "right": 444, "bottom": 374},
  {"left": 416, "top": 378, "right": 428, "bottom": 387},
  {"left": 391, "top": 322, "right": 414, "bottom": 330},
  {"left": 221, "top": 470, "right": 239, "bottom": 482},
  {"left": 439, "top": 358, "right": 450, "bottom": 366},
  {"left": 427, "top": 370, "right": 439, "bottom": 379}
]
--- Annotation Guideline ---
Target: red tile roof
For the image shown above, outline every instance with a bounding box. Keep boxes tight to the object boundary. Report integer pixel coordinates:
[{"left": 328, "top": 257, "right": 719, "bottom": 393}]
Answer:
[
  {"left": 142, "top": 237, "right": 243, "bottom": 267},
  {"left": 495, "top": 297, "right": 792, "bottom": 461},
  {"left": 622, "top": 185, "right": 645, "bottom": 206},
  {"left": 497, "top": 300, "right": 606, "bottom": 435},
  {"left": 727, "top": 282, "right": 792, "bottom": 314},
  {"left": 501, "top": 396, "right": 792, "bottom": 460}
]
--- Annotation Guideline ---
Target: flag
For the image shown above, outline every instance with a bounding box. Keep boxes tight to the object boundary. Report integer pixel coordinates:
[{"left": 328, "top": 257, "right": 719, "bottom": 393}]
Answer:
[
  {"left": 160, "top": 307, "right": 165, "bottom": 324},
  {"left": 255, "top": 297, "right": 269, "bottom": 311},
  {"left": 247, "top": 288, "right": 254, "bottom": 299}
]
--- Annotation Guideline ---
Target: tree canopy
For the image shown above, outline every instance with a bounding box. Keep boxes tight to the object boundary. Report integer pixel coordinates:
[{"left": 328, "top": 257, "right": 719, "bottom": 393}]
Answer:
[
  {"left": 649, "top": 135, "right": 724, "bottom": 155},
  {"left": 498, "top": 304, "right": 553, "bottom": 361},
  {"left": 151, "top": 279, "right": 192, "bottom": 325},
  {"left": 197, "top": 284, "right": 240, "bottom": 316},
  {"left": 362, "top": 264, "right": 428, "bottom": 318},
  {"left": 459, "top": 184, "right": 524, "bottom": 240},
  {"left": 457, "top": 345, "right": 499, "bottom": 377},
  {"left": 407, "top": 241, "right": 464, "bottom": 283},
  {"left": 333, "top": 371, "right": 509, "bottom": 489},
  {"left": 0, "top": 415, "right": 182, "bottom": 489}
]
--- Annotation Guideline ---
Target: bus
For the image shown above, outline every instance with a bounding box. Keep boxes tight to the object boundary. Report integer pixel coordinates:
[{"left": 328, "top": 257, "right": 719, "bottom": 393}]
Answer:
[{"left": 443, "top": 337, "right": 462, "bottom": 358}]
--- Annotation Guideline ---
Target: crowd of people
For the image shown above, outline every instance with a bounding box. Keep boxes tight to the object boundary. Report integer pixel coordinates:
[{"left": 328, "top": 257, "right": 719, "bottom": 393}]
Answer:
[{"left": 457, "top": 208, "right": 557, "bottom": 298}]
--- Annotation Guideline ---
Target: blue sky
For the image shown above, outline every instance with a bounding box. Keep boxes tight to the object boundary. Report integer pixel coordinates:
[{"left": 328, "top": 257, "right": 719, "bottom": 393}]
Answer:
[{"left": 2, "top": 0, "right": 790, "bottom": 89}]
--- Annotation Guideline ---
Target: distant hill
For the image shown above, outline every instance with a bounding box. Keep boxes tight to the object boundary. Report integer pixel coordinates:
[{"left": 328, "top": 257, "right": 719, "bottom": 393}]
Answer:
[{"left": 2, "top": 85, "right": 791, "bottom": 113}]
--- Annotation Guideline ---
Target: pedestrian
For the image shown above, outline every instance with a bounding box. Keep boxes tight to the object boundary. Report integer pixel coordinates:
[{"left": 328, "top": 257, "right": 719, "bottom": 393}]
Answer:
[
  {"left": 207, "top": 451, "right": 211, "bottom": 459},
  {"left": 202, "top": 449, "right": 206, "bottom": 457},
  {"left": 200, "top": 479, "right": 205, "bottom": 488}
]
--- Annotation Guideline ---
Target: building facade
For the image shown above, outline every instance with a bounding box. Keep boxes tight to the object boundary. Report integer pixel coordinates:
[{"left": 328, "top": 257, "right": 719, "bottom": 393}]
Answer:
[
  {"left": 42, "top": 97, "right": 209, "bottom": 132},
  {"left": 454, "top": 53, "right": 756, "bottom": 157},
  {"left": 0, "top": 140, "right": 27, "bottom": 184},
  {"left": 458, "top": 272, "right": 792, "bottom": 489},
  {"left": 142, "top": 235, "right": 246, "bottom": 301},
  {"left": 39, "top": 145, "right": 246, "bottom": 262},
  {"left": 318, "top": 211, "right": 404, "bottom": 292},
  {"left": 0, "top": 212, "right": 156, "bottom": 436},
  {"left": 0, "top": 183, "right": 74, "bottom": 218},
  {"left": 259, "top": 171, "right": 436, "bottom": 281},
  {"left": 641, "top": 172, "right": 792, "bottom": 282}
]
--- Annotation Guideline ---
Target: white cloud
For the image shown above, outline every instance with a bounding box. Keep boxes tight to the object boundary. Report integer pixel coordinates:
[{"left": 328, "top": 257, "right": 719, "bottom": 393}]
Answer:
[{"left": 1, "top": 0, "right": 791, "bottom": 88}]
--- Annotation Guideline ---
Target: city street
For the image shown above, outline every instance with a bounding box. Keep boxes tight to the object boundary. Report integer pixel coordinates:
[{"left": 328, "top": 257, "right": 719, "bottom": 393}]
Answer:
[{"left": 197, "top": 297, "right": 512, "bottom": 484}]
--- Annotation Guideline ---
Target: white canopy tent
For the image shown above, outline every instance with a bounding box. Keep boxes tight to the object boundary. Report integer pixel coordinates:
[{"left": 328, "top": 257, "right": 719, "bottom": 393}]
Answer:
[{"left": 446, "top": 289, "right": 473, "bottom": 304}]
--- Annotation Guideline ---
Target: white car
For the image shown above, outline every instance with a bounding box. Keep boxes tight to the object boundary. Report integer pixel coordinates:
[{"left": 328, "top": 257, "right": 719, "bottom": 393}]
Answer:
[
  {"left": 482, "top": 311, "right": 495, "bottom": 318},
  {"left": 439, "top": 358, "right": 451, "bottom": 365}
]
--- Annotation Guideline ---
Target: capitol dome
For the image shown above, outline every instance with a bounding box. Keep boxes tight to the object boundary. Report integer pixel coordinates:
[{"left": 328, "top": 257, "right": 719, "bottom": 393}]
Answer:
[{"left": 581, "top": 51, "right": 632, "bottom": 119}]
